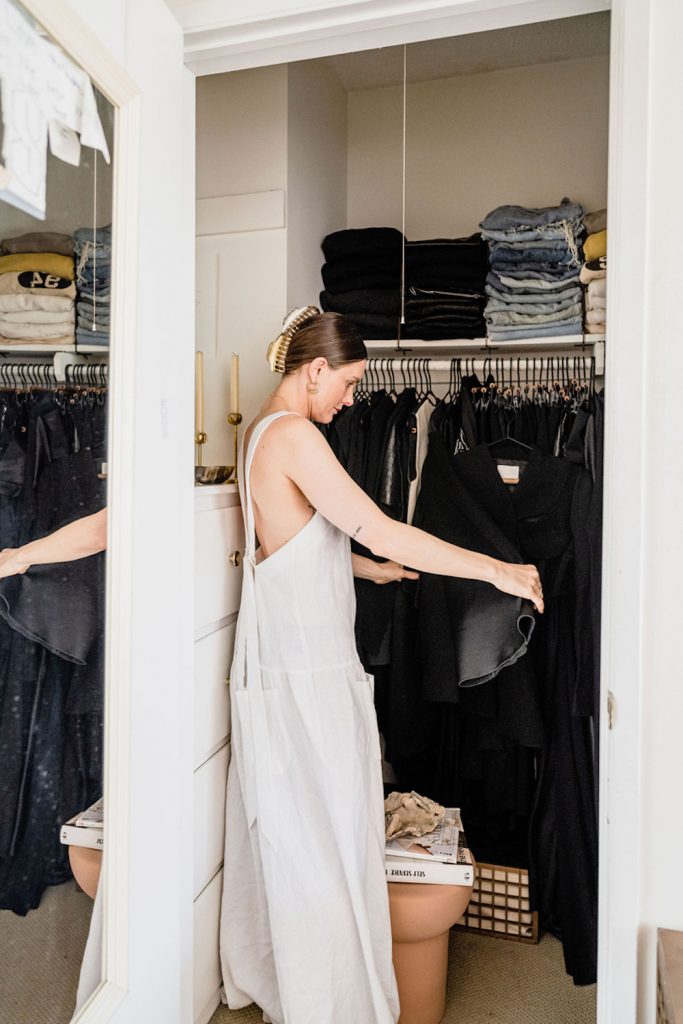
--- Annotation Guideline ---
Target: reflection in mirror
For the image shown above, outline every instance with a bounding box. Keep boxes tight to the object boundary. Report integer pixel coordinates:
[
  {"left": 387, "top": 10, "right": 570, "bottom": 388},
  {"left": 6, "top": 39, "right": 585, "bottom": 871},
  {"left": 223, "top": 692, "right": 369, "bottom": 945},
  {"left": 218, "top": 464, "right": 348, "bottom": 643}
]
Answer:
[{"left": 0, "top": 1, "right": 112, "bottom": 1020}]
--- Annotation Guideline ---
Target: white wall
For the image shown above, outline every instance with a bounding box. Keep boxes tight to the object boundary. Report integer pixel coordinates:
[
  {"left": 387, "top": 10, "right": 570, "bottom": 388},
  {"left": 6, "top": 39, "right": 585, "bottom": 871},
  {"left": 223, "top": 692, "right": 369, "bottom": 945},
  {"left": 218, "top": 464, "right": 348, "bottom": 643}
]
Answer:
[
  {"left": 195, "top": 67, "right": 288, "bottom": 465},
  {"left": 286, "top": 59, "right": 347, "bottom": 309},
  {"left": 347, "top": 55, "right": 610, "bottom": 236}
]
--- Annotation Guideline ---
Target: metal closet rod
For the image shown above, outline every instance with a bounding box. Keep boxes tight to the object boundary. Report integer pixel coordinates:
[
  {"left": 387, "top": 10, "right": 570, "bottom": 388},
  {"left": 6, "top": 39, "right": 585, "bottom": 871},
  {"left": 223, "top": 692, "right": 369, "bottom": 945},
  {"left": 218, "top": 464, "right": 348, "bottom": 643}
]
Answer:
[{"left": 364, "top": 356, "right": 595, "bottom": 373}]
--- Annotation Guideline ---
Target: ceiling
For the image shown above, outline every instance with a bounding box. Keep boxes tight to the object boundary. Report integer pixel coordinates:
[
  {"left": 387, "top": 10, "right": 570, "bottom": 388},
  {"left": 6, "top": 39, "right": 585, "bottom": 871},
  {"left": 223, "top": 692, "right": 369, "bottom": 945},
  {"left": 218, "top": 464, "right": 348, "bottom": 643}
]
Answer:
[{"left": 321, "top": 12, "right": 610, "bottom": 92}]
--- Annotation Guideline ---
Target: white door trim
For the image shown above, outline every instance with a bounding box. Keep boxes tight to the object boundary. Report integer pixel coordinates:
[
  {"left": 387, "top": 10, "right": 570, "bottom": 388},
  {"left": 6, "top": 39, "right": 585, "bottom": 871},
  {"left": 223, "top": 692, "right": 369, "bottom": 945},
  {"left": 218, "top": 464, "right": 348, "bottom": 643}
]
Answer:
[
  {"left": 19, "top": 3, "right": 141, "bottom": 1021},
  {"left": 180, "top": 1, "right": 648, "bottom": 1022}
]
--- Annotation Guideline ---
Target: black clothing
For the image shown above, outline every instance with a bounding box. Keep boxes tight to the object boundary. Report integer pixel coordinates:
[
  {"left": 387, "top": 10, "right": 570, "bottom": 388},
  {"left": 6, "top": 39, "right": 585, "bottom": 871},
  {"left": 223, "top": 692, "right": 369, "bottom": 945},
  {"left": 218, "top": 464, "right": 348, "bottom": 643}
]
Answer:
[{"left": 320, "top": 289, "right": 401, "bottom": 315}]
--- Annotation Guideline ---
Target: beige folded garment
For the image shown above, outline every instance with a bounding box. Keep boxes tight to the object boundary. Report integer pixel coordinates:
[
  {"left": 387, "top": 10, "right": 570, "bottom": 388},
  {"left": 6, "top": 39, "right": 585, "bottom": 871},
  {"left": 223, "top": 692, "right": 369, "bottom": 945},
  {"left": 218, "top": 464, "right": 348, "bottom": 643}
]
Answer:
[
  {"left": 0, "top": 333, "right": 75, "bottom": 347},
  {"left": 0, "top": 320, "right": 76, "bottom": 339},
  {"left": 0, "top": 271, "right": 76, "bottom": 300},
  {"left": 1, "top": 231, "right": 74, "bottom": 257},
  {"left": 0, "top": 308, "right": 75, "bottom": 324},
  {"left": 585, "top": 308, "right": 607, "bottom": 325},
  {"left": 586, "top": 295, "right": 606, "bottom": 311},
  {"left": 583, "top": 208, "right": 607, "bottom": 235},
  {"left": 584, "top": 322, "right": 606, "bottom": 334},
  {"left": 586, "top": 277, "right": 606, "bottom": 300}
]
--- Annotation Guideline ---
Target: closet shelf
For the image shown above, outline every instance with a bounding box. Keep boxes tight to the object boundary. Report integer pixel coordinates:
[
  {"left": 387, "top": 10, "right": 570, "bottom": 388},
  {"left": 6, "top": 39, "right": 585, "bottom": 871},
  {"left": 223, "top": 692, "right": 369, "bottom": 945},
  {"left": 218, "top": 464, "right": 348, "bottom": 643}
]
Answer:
[
  {"left": 364, "top": 334, "right": 604, "bottom": 352},
  {"left": 0, "top": 343, "right": 109, "bottom": 356}
]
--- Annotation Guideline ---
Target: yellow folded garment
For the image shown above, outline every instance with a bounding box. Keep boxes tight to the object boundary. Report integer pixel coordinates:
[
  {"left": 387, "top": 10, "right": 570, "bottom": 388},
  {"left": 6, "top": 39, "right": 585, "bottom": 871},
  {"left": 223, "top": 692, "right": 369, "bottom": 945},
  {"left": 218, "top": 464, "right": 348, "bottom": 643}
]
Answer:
[
  {"left": 583, "top": 230, "right": 607, "bottom": 262},
  {"left": 0, "top": 252, "right": 74, "bottom": 279}
]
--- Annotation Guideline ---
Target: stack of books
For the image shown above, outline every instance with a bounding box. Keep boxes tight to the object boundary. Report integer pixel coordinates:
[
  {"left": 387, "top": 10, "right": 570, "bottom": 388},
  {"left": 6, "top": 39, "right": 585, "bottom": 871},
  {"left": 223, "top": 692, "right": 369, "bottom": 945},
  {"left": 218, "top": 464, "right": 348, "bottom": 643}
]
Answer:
[
  {"left": 385, "top": 808, "right": 474, "bottom": 886},
  {"left": 60, "top": 797, "right": 104, "bottom": 851}
]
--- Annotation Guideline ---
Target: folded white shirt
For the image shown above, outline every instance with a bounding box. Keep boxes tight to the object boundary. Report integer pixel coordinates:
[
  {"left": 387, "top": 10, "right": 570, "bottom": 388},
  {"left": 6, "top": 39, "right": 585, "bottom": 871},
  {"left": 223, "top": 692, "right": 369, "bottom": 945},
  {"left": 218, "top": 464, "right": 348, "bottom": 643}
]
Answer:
[
  {"left": 0, "top": 293, "right": 74, "bottom": 314},
  {"left": 0, "top": 320, "right": 76, "bottom": 339},
  {"left": 0, "top": 333, "right": 75, "bottom": 346},
  {"left": 586, "top": 277, "right": 606, "bottom": 300},
  {"left": 0, "top": 308, "right": 75, "bottom": 324},
  {"left": 585, "top": 308, "right": 607, "bottom": 325}
]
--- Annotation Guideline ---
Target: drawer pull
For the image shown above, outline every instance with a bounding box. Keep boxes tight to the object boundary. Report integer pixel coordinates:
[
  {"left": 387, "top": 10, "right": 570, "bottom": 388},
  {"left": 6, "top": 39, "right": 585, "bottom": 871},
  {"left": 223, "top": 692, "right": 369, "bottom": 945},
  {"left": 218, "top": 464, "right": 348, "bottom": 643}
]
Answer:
[{"left": 228, "top": 551, "right": 242, "bottom": 568}]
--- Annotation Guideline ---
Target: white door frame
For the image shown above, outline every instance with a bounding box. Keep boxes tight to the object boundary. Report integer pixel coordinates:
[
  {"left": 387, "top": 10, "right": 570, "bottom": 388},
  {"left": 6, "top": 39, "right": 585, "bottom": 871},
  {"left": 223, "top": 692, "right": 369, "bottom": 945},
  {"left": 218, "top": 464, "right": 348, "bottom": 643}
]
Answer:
[
  {"left": 20, "top": 3, "right": 140, "bottom": 1021},
  {"left": 181, "top": 2, "right": 648, "bottom": 1023}
]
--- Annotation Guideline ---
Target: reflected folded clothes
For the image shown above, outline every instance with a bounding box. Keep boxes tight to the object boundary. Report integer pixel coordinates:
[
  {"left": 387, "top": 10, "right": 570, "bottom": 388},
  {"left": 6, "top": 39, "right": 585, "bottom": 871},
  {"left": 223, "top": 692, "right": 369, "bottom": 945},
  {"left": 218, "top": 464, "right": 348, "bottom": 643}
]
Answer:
[
  {"left": 485, "top": 296, "right": 581, "bottom": 317},
  {"left": 405, "top": 298, "right": 485, "bottom": 315},
  {"left": 487, "top": 319, "right": 583, "bottom": 341},
  {"left": 0, "top": 332, "right": 74, "bottom": 346},
  {"left": 1, "top": 231, "right": 74, "bottom": 257},
  {"left": 408, "top": 285, "right": 485, "bottom": 302},
  {"left": 0, "top": 292, "right": 74, "bottom": 313},
  {"left": 78, "top": 300, "right": 111, "bottom": 315},
  {"left": 480, "top": 198, "right": 585, "bottom": 232},
  {"left": 586, "top": 277, "right": 606, "bottom": 300},
  {"left": 322, "top": 227, "right": 404, "bottom": 262},
  {"left": 76, "top": 329, "right": 109, "bottom": 346},
  {"left": 0, "top": 308, "right": 75, "bottom": 323},
  {"left": 583, "top": 230, "right": 607, "bottom": 261},
  {"left": 320, "top": 288, "right": 401, "bottom": 315},
  {"left": 341, "top": 313, "right": 399, "bottom": 338},
  {"left": 0, "top": 320, "right": 76, "bottom": 339},
  {"left": 0, "top": 253, "right": 74, "bottom": 279},
  {"left": 0, "top": 271, "right": 76, "bottom": 299},
  {"left": 486, "top": 302, "right": 583, "bottom": 327},
  {"left": 583, "top": 209, "right": 607, "bottom": 235},
  {"left": 321, "top": 261, "right": 400, "bottom": 292},
  {"left": 585, "top": 309, "right": 607, "bottom": 325},
  {"left": 579, "top": 257, "right": 607, "bottom": 284},
  {"left": 486, "top": 282, "right": 581, "bottom": 305}
]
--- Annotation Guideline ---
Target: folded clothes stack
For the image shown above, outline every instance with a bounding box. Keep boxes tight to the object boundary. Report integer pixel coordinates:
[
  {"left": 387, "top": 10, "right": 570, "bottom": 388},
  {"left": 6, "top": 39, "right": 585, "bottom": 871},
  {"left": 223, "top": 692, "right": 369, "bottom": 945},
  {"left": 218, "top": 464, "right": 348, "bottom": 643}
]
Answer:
[
  {"left": 480, "top": 198, "right": 585, "bottom": 342},
  {"left": 580, "top": 209, "right": 607, "bottom": 334},
  {"left": 320, "top": 228, "right": 403, "bottom": 339},
  {"left": 74, "top": 224, "right": 112, "bottom": 347},
  {"left": 403, "top": 234, "right": 488, "bottom": 339},
  {"left": 0, "top": 235, "right": 76, "bottom": 346}
]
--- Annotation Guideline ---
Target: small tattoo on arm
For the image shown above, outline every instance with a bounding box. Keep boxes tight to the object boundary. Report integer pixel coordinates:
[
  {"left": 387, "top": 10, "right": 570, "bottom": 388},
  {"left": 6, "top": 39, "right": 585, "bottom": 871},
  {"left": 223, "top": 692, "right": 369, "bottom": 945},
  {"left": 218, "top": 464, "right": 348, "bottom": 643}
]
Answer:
[{"left": 352, "top": 525, "right": 362, "bottom": 539}]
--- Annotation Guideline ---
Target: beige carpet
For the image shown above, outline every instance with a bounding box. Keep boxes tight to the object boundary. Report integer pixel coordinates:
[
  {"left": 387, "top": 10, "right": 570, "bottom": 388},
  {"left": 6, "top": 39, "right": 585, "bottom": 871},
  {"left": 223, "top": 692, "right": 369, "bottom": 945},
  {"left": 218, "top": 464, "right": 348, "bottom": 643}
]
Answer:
[
  {"left": 210, "top": 931, "right": 596, "bottom": 1024},
  {"left": 0, "top": 880, "right": 93, "bottom": 1024}
]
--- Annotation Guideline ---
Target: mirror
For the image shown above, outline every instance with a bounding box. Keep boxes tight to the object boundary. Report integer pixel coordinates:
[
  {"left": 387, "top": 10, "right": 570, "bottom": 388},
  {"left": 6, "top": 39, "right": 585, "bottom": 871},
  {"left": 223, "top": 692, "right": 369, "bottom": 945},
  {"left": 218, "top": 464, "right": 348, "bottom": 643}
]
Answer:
[{"left": 0, "top": 1, "right": 113, "bottom": 1020}]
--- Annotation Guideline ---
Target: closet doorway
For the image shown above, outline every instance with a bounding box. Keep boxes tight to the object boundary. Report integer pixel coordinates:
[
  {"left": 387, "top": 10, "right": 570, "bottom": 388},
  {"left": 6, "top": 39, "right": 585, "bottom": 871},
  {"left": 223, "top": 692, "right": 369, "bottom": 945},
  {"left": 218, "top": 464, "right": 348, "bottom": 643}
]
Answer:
[{"left": 188, "top": 1, "right": 647, "bottom": 1023}]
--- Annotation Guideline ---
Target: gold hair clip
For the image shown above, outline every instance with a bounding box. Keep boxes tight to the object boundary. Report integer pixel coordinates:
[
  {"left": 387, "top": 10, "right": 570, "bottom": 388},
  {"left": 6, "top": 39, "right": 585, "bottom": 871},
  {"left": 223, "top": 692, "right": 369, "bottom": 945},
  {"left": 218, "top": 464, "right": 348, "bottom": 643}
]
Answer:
[{"left": 266, "top": 305, "right": 320, "bottom": 373}]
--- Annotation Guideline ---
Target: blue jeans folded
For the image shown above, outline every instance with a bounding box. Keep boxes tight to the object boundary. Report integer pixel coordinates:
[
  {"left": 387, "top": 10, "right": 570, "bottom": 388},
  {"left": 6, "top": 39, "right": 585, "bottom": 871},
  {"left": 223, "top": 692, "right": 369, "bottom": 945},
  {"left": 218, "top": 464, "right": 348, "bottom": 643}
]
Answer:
[
  {"left": 485, "top": 296, "right": 582, "bottom": 317},
  {"left": 482, "top": 220, "right": 584, "bottom": 243},
  {"left": 486, "top": 283, "right": 581, "bottom": 306},
  {"left": 480, "top": 199, "right": 585, "bottom": 232},
  {"left": 486, "top": 302, "right": 583, "bottom": 327},
  {"left": 487, "top": 319, "right": 583, "bottom": 341}
]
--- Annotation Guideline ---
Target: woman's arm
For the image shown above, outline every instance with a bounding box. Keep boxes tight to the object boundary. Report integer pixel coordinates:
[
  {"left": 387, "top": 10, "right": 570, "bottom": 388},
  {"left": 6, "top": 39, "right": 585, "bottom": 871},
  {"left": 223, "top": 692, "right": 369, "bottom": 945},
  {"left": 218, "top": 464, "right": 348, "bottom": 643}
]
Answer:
[
  {"left": 0, "top": 508, "right": 107, "bottom": 579},
  {"left": 352, "top": 553, "right": 419, "bottom": 585},
  {"left": 278, "top": 417, "right": 544, "bottom": 612}
]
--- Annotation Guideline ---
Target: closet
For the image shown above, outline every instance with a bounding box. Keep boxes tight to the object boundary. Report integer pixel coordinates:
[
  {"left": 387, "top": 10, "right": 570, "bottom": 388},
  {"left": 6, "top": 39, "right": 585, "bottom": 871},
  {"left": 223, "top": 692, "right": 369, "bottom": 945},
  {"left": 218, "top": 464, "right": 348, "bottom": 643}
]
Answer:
[{"left": 193, "top": 12, "right": 609, "bottom": 1024}]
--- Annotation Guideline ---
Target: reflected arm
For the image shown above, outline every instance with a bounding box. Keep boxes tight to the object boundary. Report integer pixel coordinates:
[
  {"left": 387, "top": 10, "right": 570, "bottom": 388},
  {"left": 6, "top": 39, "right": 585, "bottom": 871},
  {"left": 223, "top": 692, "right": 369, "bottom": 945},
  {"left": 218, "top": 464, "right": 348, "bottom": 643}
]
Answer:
[{"left": 0, "top": 508, "right": 107, "bottom": 578}]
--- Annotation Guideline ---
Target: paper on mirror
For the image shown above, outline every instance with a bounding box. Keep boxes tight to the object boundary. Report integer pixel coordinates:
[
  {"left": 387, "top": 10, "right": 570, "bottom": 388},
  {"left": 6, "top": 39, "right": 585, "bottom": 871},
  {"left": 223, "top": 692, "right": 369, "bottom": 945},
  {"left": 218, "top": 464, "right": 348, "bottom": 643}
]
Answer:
[{"left": 0, "top": 0, "right": 110, "bottom": 219}]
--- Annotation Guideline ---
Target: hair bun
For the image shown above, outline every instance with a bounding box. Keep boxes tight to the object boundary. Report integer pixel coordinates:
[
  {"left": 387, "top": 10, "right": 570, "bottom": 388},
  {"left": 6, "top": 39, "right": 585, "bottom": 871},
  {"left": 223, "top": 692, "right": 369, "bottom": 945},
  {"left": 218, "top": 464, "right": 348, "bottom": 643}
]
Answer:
[{"left": 266, "top": 305, "right": 320, "bottom": 373}]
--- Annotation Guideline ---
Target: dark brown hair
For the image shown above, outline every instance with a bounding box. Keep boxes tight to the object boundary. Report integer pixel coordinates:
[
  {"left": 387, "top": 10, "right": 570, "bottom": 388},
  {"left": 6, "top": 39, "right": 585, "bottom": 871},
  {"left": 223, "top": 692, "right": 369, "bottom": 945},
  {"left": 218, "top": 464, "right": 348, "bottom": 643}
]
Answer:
[{"left": 284, "top": 312, "right": 366, "bottom": 374}]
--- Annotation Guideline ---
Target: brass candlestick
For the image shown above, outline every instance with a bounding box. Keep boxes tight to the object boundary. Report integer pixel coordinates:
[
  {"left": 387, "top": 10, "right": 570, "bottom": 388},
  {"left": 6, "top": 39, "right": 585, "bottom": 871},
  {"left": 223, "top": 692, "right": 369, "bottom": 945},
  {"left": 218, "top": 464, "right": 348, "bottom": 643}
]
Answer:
[
  {"left": 195, "top": 431, "right": 208, "bottom": 466},
  {"left": 227, "top": 411, "right": 243, "bottom": 483}
]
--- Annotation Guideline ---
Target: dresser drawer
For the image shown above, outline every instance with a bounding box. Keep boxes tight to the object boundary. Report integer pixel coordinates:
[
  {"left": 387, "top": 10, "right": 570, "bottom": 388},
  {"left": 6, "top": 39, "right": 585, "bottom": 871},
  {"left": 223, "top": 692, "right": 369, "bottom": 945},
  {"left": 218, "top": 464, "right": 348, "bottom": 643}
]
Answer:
[
  {"left": 193, "top": 868, "right": 223, "bottom": 1024},
  {"left": 195, "top": 506, "right": 245, "bottom": 629},
  {"left": 194, "top": 742, "right": 230, "bottom": 899},
  {"left": 194, "top": 623, "right": 235, "bottom": 769}
]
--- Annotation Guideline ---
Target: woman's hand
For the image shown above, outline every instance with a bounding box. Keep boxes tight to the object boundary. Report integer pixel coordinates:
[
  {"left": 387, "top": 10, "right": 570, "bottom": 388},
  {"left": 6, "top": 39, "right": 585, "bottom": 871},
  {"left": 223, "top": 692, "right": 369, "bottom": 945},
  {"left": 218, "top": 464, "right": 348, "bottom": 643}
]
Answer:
[
  {"left": 492, "top": 560, "right": 544, "bottom": 613},
  {"left": 0, "top": 548, "right": 29, "bottom": 580},
  {"left": 372, "top": 560, "right": 419, "bottom": 585}
]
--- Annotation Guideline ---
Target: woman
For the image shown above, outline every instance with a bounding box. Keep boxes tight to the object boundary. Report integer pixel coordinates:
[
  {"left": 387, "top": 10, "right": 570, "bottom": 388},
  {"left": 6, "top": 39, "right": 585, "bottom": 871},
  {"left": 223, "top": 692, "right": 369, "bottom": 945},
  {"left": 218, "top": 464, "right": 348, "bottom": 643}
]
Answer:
[{"left": 220, "top": 307, "right": 542, "bottom": 1024}]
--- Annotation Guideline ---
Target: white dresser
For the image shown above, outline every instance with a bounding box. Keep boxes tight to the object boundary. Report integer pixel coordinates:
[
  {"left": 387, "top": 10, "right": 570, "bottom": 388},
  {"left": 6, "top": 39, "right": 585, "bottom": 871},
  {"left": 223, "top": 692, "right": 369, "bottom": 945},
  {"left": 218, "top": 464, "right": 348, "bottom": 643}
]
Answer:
[{"left": 193, "top": 483, "right": 244, "bottom": 1024}]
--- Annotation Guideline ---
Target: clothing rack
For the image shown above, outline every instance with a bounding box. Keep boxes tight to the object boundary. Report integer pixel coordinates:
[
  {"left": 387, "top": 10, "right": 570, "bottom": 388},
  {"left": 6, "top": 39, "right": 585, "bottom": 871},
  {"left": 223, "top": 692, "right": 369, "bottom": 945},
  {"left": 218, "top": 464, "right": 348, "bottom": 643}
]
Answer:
[
  {"left": 364, "top": 354, "right": 596, "bottom": 392},
  {"left": 0, "top": 351, "right": 108, "bottom": 387}
]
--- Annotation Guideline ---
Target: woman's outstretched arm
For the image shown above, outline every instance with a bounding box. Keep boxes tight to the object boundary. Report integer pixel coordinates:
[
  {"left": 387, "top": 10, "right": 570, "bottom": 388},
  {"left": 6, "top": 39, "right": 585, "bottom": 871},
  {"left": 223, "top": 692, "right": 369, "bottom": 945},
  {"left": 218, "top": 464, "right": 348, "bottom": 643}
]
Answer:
[
  {"left": 279, "top": 417, "right": 544, "bottom": 612},
  {"left": 0, "top": 508, "right": 107, "bottom": 579}
]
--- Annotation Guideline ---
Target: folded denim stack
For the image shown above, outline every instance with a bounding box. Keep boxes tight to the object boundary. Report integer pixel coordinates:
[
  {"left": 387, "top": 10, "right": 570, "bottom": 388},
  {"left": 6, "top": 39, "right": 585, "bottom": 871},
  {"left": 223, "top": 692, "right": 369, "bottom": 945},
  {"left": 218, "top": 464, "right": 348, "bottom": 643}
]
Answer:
[
  {"left": 320, "top": 228, "right": 403, "bottom": 339},
  {"left": 74, "top": 224, "right": 112, "bottom": 347},
  {"left": 0, "top": 236, "right": 76, "bottom": 346},
  {"left": 480, "top": 198, "right": 585, "bottom": 342},
  {"left": 403, "top": 234, "right": 488, "bottom": 339},
  {"left": 580, "top": 209, "right": 607, "bottom": 335}
]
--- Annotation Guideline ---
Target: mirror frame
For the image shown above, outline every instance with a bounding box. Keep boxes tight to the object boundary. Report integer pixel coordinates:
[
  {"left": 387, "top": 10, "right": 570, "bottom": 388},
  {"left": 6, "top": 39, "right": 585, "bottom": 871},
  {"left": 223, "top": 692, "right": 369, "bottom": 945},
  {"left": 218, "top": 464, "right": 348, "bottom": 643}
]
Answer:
[{"left": 17, "top": 2, "right": 140, "bottom": 1020}]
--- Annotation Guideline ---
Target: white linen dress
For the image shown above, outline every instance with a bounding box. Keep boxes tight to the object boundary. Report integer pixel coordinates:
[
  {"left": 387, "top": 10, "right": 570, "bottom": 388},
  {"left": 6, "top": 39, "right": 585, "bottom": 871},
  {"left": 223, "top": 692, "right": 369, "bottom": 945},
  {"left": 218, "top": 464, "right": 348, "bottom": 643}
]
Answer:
[{"left": 220, "top": 411, "right": 399, "bottom": 1024}]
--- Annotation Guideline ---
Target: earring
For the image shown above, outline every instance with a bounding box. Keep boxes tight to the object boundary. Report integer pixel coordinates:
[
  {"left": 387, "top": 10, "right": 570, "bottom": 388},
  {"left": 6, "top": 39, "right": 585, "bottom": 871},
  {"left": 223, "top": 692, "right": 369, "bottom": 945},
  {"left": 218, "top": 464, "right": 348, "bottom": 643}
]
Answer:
[{"left": 307, "top": 381, "right": 319, "bottom": 394}]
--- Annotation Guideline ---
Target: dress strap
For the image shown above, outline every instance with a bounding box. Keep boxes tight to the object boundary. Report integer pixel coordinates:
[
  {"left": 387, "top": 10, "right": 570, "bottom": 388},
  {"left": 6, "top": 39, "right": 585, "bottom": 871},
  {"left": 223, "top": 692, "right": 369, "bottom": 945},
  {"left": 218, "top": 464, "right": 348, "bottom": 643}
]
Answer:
[{"left": 239, "top": 410, "right": 300, "bottom": 561}]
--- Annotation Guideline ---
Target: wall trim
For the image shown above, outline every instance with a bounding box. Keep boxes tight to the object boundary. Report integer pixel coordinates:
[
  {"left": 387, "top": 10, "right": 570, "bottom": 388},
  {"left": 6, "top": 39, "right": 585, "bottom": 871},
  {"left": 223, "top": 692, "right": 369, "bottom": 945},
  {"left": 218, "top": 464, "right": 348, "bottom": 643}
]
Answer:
[{"left": 196, "top": 190, "right": 286, "bottom": 235}]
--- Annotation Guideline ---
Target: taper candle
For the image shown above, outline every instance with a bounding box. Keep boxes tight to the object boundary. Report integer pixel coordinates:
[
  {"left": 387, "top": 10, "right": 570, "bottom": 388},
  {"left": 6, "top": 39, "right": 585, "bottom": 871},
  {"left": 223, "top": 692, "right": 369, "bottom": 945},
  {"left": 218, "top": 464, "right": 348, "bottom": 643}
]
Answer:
[
  {"left": 195, "top": 351, "right": 204, "bottom": 436},
  {"left": 230, "top": 352, "right": 240, "bottom": 414}
]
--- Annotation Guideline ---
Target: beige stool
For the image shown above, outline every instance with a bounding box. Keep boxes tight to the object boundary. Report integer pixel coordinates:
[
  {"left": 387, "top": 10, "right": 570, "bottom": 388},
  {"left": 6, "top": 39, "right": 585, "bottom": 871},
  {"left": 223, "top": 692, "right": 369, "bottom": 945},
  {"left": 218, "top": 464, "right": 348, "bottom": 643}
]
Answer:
[
  {"left": 68, "top": 845, "right": 102, "bottom": 899},
  {"left": 388, "top": 880, "right": 473, "bottom": 1024}
]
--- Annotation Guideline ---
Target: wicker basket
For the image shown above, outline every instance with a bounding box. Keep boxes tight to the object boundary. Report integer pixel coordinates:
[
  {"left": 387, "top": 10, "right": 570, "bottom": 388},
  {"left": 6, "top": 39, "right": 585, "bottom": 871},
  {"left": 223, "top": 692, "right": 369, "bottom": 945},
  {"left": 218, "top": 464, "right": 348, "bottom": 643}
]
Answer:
[{"left": 455, "top": 862, "right": 539, "bottom": 943}]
